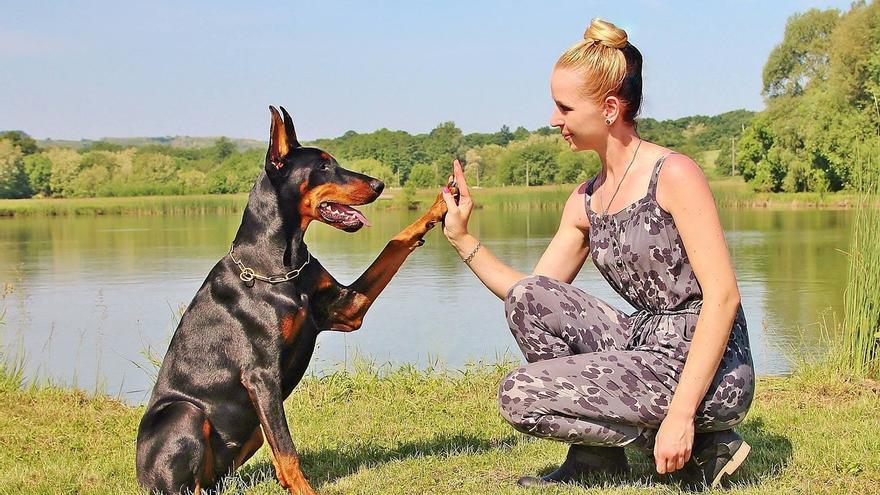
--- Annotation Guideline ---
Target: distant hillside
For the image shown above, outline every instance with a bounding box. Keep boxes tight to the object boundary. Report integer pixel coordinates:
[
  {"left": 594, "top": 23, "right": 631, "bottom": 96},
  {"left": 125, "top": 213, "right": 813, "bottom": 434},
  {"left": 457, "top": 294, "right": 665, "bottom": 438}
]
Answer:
[{"left": 35, "top": 136, "right": 266, "bottom": 151}]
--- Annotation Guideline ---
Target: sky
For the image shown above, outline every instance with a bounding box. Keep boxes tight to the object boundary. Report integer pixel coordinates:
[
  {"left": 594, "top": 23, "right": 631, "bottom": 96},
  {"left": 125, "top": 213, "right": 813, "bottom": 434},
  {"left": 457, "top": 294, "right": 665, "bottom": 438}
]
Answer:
[{"left": 0, "top": 0, "right": 859, "bottom": 142}]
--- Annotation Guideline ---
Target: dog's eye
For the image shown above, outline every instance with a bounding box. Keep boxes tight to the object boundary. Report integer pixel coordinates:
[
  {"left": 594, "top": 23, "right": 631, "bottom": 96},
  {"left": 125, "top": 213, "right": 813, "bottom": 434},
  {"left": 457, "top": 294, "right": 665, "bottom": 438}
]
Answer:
[{"left": 320, "top": 162, "right": 330, "bottom": 171}]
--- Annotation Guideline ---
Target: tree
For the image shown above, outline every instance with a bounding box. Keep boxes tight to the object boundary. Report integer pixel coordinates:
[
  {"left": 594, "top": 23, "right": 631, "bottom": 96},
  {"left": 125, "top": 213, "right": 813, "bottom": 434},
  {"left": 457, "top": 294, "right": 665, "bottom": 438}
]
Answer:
[
  {"left": 346, "top": 158, "right": 395, "bottom": 184},
  {"left": 23, "top": 153, "right": 52, "bottom": 196},
  {"left": 213, "top": 137, "right": 236, "bottom": 161},
  {"left": 46, "top": 148, "right": 84, "bottom": 197},
  {"left": 407, "top": 163, "right": 438, "bottom": 187},
  {"left": 0, "top": 131, "right": 38, "bottom": 155},
  {"left": 762, "top": 8, "right": 840, "bottom": 99},
  {"left": 0, "top": 140, "right": 31, "bottom": 198}
]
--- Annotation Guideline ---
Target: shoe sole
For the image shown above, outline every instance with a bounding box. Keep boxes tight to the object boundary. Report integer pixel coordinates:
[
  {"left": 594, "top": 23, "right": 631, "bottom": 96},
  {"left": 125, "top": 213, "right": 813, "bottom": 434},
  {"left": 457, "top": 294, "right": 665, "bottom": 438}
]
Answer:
[{"left": 711, "top": 440, "right": 751, "bottom": 488}]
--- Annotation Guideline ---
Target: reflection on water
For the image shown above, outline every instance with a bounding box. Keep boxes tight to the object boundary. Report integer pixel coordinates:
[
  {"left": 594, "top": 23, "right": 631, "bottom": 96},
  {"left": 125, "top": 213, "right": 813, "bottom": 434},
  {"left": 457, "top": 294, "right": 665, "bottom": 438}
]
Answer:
[{"left": 0, "top": 200, "right": 852, "bottom": 404}]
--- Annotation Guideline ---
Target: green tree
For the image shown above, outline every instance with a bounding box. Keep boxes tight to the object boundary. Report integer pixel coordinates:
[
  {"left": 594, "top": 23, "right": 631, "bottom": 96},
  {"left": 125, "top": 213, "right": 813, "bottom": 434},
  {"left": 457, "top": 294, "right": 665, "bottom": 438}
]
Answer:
[
  {"left": 0, "top": 131, "right": 38, "bottom": 155},
  {"left": 346, "top": 158, "right": 395, "bottom": 184},
  {"left": 0, "top": 140, "right": 31, "bottom": 198},
  {"left": 212, "top": 137, "right": 236, "bottom": 161},
  {"left": 133, "top": 152, "right": 177, "bottom": 183},
  {"left": 46, "top": 148, "right": 84, "bottom": 197},
  {"left": 762, "top": 8, "right": 840, "bottom": 99},
  {"left": 407, "top": 163, "right": 438, "bottom": 187},
  {"left": 22, "top": 153, "right": 52, "bottom": 196}
]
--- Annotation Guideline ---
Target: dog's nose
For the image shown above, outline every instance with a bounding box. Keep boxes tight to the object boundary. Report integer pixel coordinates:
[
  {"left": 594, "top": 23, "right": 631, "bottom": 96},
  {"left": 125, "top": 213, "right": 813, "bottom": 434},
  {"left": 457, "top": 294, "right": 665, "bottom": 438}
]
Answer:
[{"left": 370, "top": 179, "right": 384, "bottom": 195}]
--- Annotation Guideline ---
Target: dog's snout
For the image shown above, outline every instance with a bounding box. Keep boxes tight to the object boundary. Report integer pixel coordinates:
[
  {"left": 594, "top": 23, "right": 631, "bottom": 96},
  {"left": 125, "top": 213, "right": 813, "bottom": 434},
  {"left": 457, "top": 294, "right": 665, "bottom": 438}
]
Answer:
[{"left": 370, "top": 180, "right": 384, "bottom": 195}]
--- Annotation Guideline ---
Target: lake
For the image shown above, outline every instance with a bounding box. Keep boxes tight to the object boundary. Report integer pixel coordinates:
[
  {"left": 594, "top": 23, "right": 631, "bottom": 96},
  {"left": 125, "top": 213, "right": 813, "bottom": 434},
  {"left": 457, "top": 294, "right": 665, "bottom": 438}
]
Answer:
[{"left": 0, "top": 197, "right": 853, "bottom": 404}]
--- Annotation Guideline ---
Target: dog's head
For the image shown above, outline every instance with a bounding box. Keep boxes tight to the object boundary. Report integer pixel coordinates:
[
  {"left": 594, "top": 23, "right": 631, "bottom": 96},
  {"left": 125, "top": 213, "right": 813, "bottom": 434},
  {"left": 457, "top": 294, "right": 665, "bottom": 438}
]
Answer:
[{"left": 265, "top": 106, "right": 384, "bottom": 232}]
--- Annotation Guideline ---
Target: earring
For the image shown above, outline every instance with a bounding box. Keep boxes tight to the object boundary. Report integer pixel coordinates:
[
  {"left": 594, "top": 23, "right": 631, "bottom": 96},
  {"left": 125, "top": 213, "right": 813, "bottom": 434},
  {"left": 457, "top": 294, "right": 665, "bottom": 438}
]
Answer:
[{"left": 605, "top": 118, "right": 612, "bottom": 125}]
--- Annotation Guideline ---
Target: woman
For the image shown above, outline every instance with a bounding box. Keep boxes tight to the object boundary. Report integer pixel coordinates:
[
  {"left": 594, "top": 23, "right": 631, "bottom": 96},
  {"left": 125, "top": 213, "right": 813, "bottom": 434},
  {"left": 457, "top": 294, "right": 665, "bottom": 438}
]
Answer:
[{"left": 439, "top": 18, "right": 755, "bottom": 489}]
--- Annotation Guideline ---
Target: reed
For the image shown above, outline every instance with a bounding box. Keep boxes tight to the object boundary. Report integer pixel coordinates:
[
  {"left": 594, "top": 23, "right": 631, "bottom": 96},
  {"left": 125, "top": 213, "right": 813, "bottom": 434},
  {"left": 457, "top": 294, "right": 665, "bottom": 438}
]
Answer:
[{"left": 834, "top": 138, "right": 880, "bottom": 378}]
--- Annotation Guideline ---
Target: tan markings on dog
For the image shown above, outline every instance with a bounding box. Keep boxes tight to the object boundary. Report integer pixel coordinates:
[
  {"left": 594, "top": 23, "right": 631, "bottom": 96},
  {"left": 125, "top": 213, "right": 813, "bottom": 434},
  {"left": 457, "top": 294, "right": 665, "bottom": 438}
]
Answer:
[
  {"left": 301, "top": 182, "right": 376, "bottom": 219},
  {"left": 281, "top": 308, "right": 306, "bottom": 344},
  {"left": 319, "top": 152, "right": 333, "bottom": 161},
  {"left": 233, "top": 426, "right": 264, "bottom": 469},
  {"left": 273, "top": 452, "right": 314, "bottom": 494},
  {"left": 198, "top": 418, "right": 215, "bottom": 491},
  {"left": 270, "top": 109, "right": 290, "bottom": 160}
]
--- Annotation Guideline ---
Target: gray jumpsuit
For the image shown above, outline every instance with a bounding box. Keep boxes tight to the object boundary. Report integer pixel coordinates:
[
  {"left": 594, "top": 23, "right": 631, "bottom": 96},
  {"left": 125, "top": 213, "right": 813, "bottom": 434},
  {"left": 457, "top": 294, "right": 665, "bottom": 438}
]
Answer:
[{"left": 498, "top": 152, "right": 755, "bottom": 452}]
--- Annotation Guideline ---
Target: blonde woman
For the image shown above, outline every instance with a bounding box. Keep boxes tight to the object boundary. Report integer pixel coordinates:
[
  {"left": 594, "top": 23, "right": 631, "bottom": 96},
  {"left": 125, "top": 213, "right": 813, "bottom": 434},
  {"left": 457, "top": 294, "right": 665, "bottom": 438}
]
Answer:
[{"left": 440, "top": 18, "right": 754, "bottom": 489}]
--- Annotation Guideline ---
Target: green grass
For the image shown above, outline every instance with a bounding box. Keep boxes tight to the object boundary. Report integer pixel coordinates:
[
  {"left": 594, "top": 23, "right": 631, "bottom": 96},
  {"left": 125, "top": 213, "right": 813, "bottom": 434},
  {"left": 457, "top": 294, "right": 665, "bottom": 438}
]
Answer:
[
  {"left": 0, "top": 194, "right": 252, "bottom": 217},
  {"left": 818, "top": 139, "right": 880, "bottom": 379},
  {"left": 0, "top": 178, "right": 871, "bottom": 218},
  {"left": 1, "top": 361, "right": 878, "bottom": 494}
]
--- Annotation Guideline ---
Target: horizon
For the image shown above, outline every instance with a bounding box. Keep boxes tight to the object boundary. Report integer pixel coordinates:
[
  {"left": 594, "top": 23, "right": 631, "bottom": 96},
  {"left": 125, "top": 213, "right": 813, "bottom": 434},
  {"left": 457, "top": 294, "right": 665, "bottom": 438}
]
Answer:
[{"left": 1, "top": 1, "right": 857, "bottom": 142}]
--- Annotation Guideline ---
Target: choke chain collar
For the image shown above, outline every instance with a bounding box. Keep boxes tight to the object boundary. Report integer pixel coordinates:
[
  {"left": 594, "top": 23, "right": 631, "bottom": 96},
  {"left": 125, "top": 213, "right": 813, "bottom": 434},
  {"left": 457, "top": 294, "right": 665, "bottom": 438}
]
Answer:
[{"left": 228, "top": 243, "right": 310, "bottom": 284}]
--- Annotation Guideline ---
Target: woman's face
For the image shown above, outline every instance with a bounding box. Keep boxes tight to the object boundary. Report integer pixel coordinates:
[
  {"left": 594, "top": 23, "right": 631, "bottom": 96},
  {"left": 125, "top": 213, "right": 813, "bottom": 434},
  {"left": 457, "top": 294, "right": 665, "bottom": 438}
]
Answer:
[{"left": 549, "top": 67, "right": 609, "bottom": 151}]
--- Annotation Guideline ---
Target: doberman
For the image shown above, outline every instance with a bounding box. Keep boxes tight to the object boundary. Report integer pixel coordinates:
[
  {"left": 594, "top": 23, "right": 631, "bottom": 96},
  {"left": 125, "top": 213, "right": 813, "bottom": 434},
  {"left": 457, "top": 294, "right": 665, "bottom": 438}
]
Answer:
[{"left": 136, "top": 106, "right": 457, "bottom": 494}]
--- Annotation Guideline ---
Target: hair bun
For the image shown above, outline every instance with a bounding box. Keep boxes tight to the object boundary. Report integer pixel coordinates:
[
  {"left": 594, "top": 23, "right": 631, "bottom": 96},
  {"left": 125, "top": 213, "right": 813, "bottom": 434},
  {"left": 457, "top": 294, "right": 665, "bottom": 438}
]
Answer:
[{"left": 583, "top": 17, "right": 628, "bottom": 49}]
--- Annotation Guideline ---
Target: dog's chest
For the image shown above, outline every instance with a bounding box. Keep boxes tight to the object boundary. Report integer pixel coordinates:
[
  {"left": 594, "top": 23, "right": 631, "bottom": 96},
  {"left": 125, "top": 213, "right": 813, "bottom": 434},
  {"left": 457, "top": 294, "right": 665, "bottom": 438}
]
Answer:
[{"left": 279, "top": 305, "right": 311, "bottom": 344}]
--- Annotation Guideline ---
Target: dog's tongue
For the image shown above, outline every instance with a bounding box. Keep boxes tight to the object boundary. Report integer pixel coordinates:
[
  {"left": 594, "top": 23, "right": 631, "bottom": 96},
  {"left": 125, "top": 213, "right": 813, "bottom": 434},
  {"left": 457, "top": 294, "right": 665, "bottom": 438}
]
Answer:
[{"left": 351, "top": 208, "right": 371, "bottom": 227}]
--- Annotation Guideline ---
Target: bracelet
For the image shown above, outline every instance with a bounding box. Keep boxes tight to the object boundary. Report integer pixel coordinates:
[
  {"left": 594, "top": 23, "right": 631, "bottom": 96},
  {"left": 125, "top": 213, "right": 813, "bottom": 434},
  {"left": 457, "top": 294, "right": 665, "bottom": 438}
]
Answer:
[{"left": 462, "top": 240, "right": 482, "bottom": 264}]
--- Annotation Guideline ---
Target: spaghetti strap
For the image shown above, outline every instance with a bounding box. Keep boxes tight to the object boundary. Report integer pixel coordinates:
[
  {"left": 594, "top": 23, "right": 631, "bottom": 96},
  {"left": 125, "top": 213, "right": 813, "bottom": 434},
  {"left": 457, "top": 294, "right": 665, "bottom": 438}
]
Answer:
[
  {"left": 582, "top": 176, "right": 598, "bottom": 217},
  {"left": 647, "top": 152, "right": 679, "bottom": 199}
]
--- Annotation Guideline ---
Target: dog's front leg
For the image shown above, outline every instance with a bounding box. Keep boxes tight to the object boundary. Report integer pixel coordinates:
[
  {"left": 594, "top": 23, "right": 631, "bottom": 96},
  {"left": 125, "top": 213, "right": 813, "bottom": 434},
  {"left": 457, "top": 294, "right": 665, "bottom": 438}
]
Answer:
[
  {"left": 241, "top": 369, "right": 317, "bottom": 495},
  {"left": 325, "top": 186, "right": 456, "bottom": 331}
]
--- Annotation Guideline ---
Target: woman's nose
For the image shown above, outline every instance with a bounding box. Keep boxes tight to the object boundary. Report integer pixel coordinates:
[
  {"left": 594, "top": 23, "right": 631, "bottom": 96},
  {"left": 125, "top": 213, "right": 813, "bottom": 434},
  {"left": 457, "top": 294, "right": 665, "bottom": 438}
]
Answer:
[{"left": 549, "top": 109, "right": 563, "bottom": 127}]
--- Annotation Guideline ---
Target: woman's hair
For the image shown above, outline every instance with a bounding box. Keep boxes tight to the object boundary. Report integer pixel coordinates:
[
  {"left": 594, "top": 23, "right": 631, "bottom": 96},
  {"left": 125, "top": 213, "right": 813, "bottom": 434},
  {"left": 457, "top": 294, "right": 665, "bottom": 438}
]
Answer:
[{"left": 556, "top": 18, "right": 644, "bottom": 129}]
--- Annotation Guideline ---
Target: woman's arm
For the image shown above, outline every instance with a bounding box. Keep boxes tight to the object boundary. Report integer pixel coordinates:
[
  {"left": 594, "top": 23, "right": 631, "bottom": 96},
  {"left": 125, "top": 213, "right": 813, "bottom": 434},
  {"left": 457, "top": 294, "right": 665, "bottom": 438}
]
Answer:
[
  {"left": 652, "top": 154, "right": 742, "bottom": 474},
  {"left": 442, "top": 160, "right": 591, "bottom": 299}
]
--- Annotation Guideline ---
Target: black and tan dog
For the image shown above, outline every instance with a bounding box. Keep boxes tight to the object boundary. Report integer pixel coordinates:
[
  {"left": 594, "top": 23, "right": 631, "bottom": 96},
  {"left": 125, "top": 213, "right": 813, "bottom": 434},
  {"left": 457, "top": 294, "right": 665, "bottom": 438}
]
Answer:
[{"left": 136, "top": 106, "right": 456, "bottom": 494}]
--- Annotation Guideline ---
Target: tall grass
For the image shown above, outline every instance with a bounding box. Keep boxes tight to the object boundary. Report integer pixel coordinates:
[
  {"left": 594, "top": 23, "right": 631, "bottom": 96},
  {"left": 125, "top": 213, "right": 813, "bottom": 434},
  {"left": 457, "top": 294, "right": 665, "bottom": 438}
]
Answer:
[{"left": 835, "top": 139, "right": 880, "bottom": 377}]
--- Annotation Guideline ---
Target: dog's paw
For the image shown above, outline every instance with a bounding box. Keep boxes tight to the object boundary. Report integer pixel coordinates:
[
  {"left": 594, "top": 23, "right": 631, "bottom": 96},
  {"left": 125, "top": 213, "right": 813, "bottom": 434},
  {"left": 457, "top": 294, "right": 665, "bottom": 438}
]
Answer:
[{"left": 429, "top": 184, "right": 459, "bottom": 218}]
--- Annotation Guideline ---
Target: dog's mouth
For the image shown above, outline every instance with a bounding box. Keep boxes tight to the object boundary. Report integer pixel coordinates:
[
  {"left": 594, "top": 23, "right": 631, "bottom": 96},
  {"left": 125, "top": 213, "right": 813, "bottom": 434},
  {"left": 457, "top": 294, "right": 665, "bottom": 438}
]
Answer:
[{"left": 317, "top": 201, "right": 371, "bottom": 231}]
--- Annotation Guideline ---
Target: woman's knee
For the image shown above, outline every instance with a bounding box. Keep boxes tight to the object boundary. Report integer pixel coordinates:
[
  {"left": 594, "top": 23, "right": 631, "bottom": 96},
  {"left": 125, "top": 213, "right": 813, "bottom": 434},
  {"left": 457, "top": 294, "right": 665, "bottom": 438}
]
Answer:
[
  {"left": 697, "top": 370, "right": 755, "bottom": 430},
  {"left": 504, "top": 275, "right": 541, "bottom": 314},
  {"left": 504, "top": 275, "right": 558, "bottom": 335},
  {"left": 497, "top": 366, "right": 537, "bottom": 432}
]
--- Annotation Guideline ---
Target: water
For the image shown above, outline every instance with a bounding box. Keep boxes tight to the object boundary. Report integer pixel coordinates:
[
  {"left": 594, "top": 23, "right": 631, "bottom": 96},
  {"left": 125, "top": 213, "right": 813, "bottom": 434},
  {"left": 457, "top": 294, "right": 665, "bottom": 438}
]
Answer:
[{"left": 0, "top": 203, "right": 852, "bottom": 404}]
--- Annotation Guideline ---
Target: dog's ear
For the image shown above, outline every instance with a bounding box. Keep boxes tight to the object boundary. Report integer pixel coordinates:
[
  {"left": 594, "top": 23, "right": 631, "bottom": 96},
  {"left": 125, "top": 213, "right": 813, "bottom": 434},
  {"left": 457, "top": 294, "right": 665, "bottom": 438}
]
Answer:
[
  {"left": 279, "top": 106, "right": 300, "bottom": 148},
  {"left": 266, "top": 105, "right": 301, "bottom": 170}
]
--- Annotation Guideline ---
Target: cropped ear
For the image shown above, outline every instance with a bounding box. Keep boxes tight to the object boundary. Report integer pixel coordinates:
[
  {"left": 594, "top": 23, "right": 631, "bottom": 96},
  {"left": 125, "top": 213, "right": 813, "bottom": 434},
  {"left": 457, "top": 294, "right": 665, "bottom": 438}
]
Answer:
[
  {"left": 279, "top": 106, "right": 300, "bottom": 148},
  {"left": 266, "top": 105, "right": 301, "bottom": 170}
]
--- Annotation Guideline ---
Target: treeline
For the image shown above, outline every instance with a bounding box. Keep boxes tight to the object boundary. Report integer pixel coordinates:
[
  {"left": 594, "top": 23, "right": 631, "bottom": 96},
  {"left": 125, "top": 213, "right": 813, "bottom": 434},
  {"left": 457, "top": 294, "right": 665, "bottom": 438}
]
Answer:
[
  {"left": 1, "top": 3, "right": 876, "bottom": 200},
  {"left": 0, "top": 109, "right": 753, "bottom": 199},
  {"left": 732, "top": 0, "right": 880, "bottom": 193}
]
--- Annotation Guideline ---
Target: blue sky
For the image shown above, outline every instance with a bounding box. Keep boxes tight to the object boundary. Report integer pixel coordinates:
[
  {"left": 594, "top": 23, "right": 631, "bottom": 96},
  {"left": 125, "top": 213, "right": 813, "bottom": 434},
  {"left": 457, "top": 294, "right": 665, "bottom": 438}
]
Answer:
[{"left": 0, "top": 1, "right": 858, "bottom": 141}]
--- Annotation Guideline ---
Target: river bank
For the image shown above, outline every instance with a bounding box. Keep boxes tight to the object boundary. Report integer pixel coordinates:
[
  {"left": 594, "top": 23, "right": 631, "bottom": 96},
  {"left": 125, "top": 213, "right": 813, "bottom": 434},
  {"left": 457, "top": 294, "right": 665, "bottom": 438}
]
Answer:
[{"left": 0, "top": 179, "right": 871, "bottom": 218}]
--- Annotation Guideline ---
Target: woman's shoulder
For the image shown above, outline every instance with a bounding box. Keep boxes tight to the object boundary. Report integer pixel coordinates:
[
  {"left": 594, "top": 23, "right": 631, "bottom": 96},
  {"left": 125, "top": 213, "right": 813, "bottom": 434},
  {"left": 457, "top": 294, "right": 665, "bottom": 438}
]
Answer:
[
  {"left": 658, "top": 152, "right": 706, "bottom": 186},
  {"left": 655, "top": 151, "right": 711, "bottom": 215}
]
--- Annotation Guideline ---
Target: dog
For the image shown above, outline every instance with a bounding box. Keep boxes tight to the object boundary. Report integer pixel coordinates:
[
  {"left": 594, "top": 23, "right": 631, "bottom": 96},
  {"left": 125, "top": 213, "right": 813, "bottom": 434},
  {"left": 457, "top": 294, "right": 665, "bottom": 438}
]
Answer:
[{"left": 136, "top": 106, "right": 456, "bottom": 494}]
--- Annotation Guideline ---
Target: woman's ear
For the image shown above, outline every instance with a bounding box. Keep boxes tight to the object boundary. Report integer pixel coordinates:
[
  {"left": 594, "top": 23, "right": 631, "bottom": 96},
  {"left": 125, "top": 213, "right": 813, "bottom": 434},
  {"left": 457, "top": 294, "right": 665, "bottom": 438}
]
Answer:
[{"left": 603, "top": 95, "right": 622, "bottom": 124}]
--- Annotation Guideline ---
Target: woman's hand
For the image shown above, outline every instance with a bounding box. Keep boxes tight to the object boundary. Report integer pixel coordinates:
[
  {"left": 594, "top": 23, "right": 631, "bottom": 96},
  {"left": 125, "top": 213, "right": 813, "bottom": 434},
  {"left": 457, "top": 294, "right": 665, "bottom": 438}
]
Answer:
[
  {"left": 440, "top": 159, "right": 473, "bottom": 245},
  {"left": 653, "top": 410, "right": 694, "bottom": 474}
]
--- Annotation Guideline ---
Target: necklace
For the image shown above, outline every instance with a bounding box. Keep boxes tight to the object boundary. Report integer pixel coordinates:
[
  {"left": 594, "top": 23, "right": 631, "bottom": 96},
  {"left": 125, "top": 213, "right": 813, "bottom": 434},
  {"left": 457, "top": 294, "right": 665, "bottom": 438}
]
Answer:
[{"left": 598, "top": 138, "right": 642, "bottom": 216}]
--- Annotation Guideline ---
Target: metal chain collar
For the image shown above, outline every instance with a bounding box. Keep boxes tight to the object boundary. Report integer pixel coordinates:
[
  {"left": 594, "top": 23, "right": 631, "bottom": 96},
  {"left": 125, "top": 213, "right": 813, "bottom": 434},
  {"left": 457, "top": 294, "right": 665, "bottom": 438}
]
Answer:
[{"left": 228, "top": 243, "right": 310, "bottom": 284}]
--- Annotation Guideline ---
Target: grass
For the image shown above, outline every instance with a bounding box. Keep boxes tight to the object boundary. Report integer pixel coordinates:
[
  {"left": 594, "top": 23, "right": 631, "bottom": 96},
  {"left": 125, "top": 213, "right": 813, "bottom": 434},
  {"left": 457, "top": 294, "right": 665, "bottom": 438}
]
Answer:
[
  {"left": 0, "top": 177, "right": 871, "bottom": 218},
  {"left": 0, "top": 359, "right": 878, "bottom": 495},
  {"left": 818, "top": 139, "right": 880, "bottom": 379}
]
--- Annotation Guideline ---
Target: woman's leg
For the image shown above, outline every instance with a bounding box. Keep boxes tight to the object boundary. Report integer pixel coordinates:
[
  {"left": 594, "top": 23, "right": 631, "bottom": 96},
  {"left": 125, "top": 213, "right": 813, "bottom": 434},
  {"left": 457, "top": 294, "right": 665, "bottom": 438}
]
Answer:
[
  {"left": 502, "top": 275, "right": 642, "bottom": 485},
  {"left": 505, "top": 275, "right": 632, "bottom": 362},
  {"left": 498, "top": 349, "right": 675, "bottom": 451}
]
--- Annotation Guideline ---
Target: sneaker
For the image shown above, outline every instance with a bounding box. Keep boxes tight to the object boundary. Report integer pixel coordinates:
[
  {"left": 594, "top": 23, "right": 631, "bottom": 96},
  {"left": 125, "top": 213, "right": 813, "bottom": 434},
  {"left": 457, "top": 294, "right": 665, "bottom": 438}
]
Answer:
[
  {"left": 517, "top": 444, "right": 629, "bottom": 487},
  {"left": 680, "top": 430, "right": 751, "bottom": 490}
]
